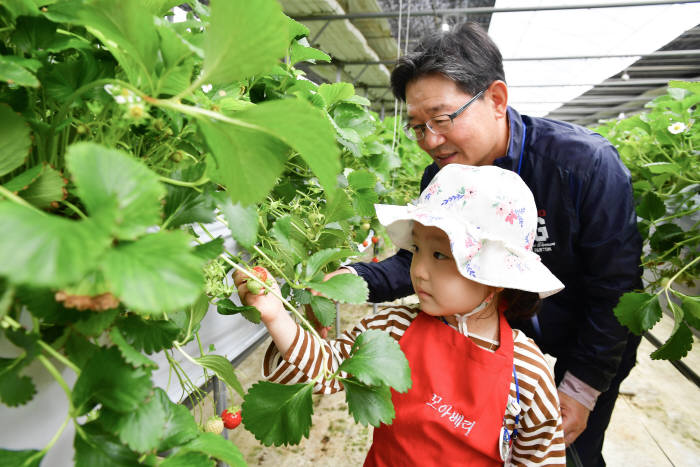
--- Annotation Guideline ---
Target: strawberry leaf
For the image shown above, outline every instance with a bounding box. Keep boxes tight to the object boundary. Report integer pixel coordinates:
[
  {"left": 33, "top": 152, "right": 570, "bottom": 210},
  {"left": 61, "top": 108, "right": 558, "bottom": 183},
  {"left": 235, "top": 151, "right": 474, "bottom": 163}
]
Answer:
[
  {"left": 193, "top": 238, "right": 225, "bottom": 261},
  {"left": 66, "top": 142, "right": 165, "bottom": 241},
  {"left": 613, "top": 292, "right": 662, "bottom": 334},
  {"left": 109, "top": 327, "right": 157, "bottom": 369},
  {"left": 159, "top": 451, "right": 213, "bottom": 467},
  {"left": 304, "top": 248, "right": 355, "bottom": 281},
  {"left": 116, "top": 314, "right": 181, "bottom": 354},
  {"left": 216, "top": 196, "right": 258, "bottom": 250},
  {"left": 307, "top": 274, "right": 369, "bottom": 304},
  {"left": 72, "top": 347, "right": 152, "bottom": 416},
  {"left": 242, "top": 381, "right": 314, "bottom": 446},
  {"left": 0, "top": 370, "right": 36, "bottom": 407},
  {"left": 201, "top": 0, "right": 287, "bottom": 85},
  {"left": 310, "top": 295, "right": 336, "bottom": 327},
  {"left": 0, "top": 103, "right": 30, "bottom": 176},
  {"left": 339, "top": 329, "right": 411, "bottom": 392},
  {"left": 72, "top": 309, "right": 119, "bottom": 337},
  {"left": 341, "top": 377, "right": 395, "bottom": 427},
  {"left": 103, "top": 392, "right": 167, "bottom": 453},
  {"left": 682, "top": 296, "right": 700, "bottom": 330},
  {"left": 636, "top": 191, "right": 666, "bottom": 220},
  {"left": 0, "top": 203, "right": 110, "bottom": 288},
  {"left": 20, "top": 164, "right": 67, "bottom": 209},
  {"left": 74, "top": 421, "right": 142, "bottom": 466},
  {"left": 650, "top": 321, "right": 693, "bottom": 360},
  {"left": 216, "top": 299, "right": 261, "bottom": 325},
  {"left": 195, "top": 355, "right": 245, "bottom": 398},
  {"left": 101, "top": 231, "right": 205, "bottom": 314},
  {"left": 0, "top": 449, "right": 43, "bottom": 467},
  {"left": 179, "top": 432, "right": 247, "bottom": 467}
]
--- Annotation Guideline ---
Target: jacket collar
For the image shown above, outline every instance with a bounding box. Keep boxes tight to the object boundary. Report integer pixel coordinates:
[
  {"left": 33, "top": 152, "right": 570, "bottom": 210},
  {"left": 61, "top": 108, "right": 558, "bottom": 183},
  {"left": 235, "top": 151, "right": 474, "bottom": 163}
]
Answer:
[{"left": 493, "top": 107, "right": 525, "bottom": 173}]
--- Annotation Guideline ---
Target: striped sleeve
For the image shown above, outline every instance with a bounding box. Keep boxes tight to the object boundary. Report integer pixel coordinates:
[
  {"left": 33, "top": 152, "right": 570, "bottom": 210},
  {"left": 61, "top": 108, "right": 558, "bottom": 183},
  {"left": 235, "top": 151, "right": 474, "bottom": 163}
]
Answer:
[
  {"left": 262, "top": 306, "right": 418, "bottom": 394},
  {"left": 506, "top": 330, "right": 566, "bottom": 466}
]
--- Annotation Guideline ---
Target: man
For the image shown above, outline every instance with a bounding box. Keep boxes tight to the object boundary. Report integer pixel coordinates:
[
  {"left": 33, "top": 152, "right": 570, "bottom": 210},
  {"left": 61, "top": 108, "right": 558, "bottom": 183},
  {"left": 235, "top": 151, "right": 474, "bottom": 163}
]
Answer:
[{"left": 327, "top": 22, "right": 643, "bottom": 466}]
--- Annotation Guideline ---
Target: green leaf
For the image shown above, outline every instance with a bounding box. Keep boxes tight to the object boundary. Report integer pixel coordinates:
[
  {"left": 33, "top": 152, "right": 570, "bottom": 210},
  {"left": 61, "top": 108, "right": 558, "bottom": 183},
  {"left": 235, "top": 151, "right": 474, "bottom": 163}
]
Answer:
[
  {"left": 156, "top": 388, "right": 201, "bottom": 451},
  {"left": 318, "top": 83, "right": 355, "bottom": 109},
  {"left": 109, "top": 327, "right": 158, "bottom": 369},
  {"left": 66, "top": 143, "right": 165, "bottom": 240},
  {"left": 74, "top": 421, "right": 142, "bottom": 467},
  {"left": 72, "top": 309, "right": 119, "bottom": 337},
  {"left": 0, "top": 56, "right": 39, "bottom": 87},
  {"left": 0, "top": 103, "right": 31, "bottom": 176},
  {"left": 242, "top": 381, "right": 314, "bottom": 446},
  {"left": 102, "top": 231, "right": 204, "bottom": 314},
  {"left": 2, "top": 164, "right": 42, "bottom": 193},
  {"left": 235, "top": 99, "right": 341, "bottom": 197},
  {"left": 184, "top": 293, "right": 211, "bottom": 339},
  {"left": 193, "top": 238, "right": 224, "bottom": 261},
  {"left": 180, "top": 432, "right": 247, "bottom": 467},
  {"left": 0, "top": 370, "right": 36, "bottom": 407},
  {"left": 289, "top": 42, "right": 331, "bottom": 66},
  {"left": 348, "top": 169, "right": 379, "bottom": 217},
  {"left": 341, "top": 377, "right": 395, "bottom": 427},
  {"left": 116, "top": 314, "right": 180, "bottom": 354},
  {"left": 1, "top": 0, "right": 41, "bottom": 18},
  {"left": 0, "top": 448, "right": 43, "bottom": 467},
  {"left": 286, "top": 16, "right": 309, "bottom": 41},
  {"left": 154, "top": 18, "right": 197, "bottom": 96},
  {"left": 72, "top": 347, "right": 152, "bottom": 415},
  {"left": 62, "top": 0, "right": 159, "bottom": 90},
  {"left": 650, "top": 322, "right": 693, "bottom": 360},
  {"left": 0, "top": 203, "right": 110, "bottom": 288},
  {"left": 201, "top": 0, "right": 288, "bottom": 85},
  {"left": 201, "top": 120, "right": 289, "bottom": 206},
  {"left": 636, "top": 191, "right": 665, "bottom": 220},
  {"left": 613, "top": 292, "right": 662, "bottom": 335},
  {"left": 339, "top": 329, "right": 411, "bottom": 392},
  {"left": 216, "top": 195, "right": 259, "bottom": 250},
  {"left": 323, "top": 190, "right": 355, "bottom": 223},
  {"left": 681, "top": 296, "right": 700, "bottom": 330},
  {"left": 270, "top": 215, "right": 304, "bottom": 262},
  {"left": 304, "top": 248, "right": 355, "bottom": 281},
  {"left": 307, "top": 274, "right": 369, "bottom": 304},
  {"left": 106, "top": 392, "right": 168, "bottom": 453},
  {"left": 195, "top": 355, "right": 245, "bottom": 398},
  {"left": 309, "top": 295, "right": 336, "bottom": 327},
  {"left": 19, "top": 164, "right": 67, "bottom": 209},
  {"left": 216, "top": 298, "right": 261, "bottom": 325},
  {"left": 160, "top": 451, "right": 214, "bottom": 467},
  {"left": 649, "top": 223, "right": 684, "bottom": 254}
]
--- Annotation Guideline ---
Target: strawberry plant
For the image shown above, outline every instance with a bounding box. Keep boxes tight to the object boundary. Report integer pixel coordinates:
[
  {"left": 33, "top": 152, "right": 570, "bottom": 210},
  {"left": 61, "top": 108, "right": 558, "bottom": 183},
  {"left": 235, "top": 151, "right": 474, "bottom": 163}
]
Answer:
[
  {"left": 595, "top": 81, "right": 699, "bottom": 360},
  {"left": 0, "top": 0, "right": 423, "bottom": 464}
]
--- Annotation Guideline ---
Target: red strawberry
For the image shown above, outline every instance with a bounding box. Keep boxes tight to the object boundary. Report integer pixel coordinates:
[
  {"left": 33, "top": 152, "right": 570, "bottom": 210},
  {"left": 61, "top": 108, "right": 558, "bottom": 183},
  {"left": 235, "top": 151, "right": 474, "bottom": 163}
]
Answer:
[
  {"left": 362, "top": 240, "right": 369, "bottom": 247},
  {"left": 221, "top": 407, "right": 242, "bottom": 429},
  {"left": 371, "top": 257, "right": 379, "bottom": 263},
  {"left": 247, "top": 266, "right": 268, "bottom": 295},
  {"left": 205, "top": 416, "right": 224, "bottom": 434},
  {"left": 371, "top": 236, "right": 379, "bottom": 244}
]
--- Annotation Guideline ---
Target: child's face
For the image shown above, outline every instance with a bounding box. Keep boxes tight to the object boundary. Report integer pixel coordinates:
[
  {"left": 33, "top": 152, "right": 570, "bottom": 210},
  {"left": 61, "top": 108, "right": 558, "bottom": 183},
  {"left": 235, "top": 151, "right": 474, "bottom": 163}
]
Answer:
[{"left": 409, "top": 222, "right": 493, "bottom": 317}]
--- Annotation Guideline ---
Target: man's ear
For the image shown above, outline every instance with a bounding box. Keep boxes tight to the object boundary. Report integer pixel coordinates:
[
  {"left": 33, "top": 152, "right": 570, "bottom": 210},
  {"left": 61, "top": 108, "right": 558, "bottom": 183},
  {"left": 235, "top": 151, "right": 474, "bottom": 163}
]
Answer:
[{"left": 487, "top": 80, "right": 508, "bottom": 119}]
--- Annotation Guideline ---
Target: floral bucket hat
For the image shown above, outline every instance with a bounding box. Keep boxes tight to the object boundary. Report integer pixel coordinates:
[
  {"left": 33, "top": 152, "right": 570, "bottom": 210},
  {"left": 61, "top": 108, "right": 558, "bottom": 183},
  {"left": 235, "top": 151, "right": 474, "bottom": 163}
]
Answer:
[{"left": 375, "top": 164, "right": 564, "bottom": 298}]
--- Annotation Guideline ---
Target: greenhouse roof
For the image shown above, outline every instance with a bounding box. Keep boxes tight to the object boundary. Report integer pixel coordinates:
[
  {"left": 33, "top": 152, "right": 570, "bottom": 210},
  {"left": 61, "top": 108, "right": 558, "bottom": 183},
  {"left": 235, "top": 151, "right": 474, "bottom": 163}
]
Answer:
[{"left": 284, "top": 0, "right": 700, "bottom": 127}]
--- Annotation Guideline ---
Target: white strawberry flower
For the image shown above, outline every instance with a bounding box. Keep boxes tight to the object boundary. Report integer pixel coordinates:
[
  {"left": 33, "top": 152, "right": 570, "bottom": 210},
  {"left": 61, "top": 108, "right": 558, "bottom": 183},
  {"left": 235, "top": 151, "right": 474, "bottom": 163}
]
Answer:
[{"left": 667, "top": 122, "right": 687, "bottom": 134}]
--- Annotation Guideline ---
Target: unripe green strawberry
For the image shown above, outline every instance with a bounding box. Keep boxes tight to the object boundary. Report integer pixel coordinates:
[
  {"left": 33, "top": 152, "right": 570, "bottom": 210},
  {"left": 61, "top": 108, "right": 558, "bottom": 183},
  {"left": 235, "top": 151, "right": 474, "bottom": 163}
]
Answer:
[
  {"left": 205, "top": 416, "right": 224, "bottom": 434},
  {"left": 247, "top": 266, "right": 268, "bottom": 295}
]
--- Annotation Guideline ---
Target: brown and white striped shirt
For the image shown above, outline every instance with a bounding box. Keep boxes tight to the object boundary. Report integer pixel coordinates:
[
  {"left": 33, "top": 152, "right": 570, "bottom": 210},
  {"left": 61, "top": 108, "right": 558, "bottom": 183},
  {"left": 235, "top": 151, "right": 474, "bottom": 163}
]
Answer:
[{"left": 262, "top": 306, "right": 565, "bottom": 466}]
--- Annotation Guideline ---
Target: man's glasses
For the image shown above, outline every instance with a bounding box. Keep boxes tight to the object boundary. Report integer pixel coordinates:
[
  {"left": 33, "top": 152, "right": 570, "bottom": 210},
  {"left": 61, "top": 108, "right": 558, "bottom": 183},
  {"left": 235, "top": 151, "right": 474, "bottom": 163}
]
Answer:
[{"left": 404, "top": 89, "right": 486, "bottom": 141}]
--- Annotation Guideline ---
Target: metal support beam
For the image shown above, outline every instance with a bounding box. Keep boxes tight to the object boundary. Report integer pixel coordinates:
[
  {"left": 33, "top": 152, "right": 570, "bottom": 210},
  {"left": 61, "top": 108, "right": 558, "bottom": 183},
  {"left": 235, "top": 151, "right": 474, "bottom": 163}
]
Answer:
[
  {"left": 352, "top": 64, "right": 370, "bottom": 85},
  {"left": 310, "top": 49, "right": 700, "bottom": 66},
  {"left": 292, "top": 1, "right": 700, "bottom": 21},
  {"left": 310, "top": 20, "right": 331, "bottom": 44}
]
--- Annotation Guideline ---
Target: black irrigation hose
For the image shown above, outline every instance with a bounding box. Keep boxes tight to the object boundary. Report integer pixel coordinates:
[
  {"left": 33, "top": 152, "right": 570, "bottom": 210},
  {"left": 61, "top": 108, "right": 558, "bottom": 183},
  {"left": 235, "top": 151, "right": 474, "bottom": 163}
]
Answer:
[{"left": 643, "top": 331, "right": 700, "bottom": 389}]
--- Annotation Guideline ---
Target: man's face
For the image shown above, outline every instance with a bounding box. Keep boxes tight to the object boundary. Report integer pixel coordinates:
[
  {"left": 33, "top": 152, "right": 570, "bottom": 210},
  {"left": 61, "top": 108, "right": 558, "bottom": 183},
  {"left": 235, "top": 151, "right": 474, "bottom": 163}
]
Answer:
[{"left": 405, "top": 73, "right": 505, "bottom": 169}]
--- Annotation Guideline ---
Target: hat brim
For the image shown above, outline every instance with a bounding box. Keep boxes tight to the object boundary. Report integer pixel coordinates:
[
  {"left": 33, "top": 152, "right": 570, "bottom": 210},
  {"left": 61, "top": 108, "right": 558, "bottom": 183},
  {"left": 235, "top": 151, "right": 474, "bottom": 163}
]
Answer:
[{"left": 375, "top": 203, "right": 564, "bottom": 299}]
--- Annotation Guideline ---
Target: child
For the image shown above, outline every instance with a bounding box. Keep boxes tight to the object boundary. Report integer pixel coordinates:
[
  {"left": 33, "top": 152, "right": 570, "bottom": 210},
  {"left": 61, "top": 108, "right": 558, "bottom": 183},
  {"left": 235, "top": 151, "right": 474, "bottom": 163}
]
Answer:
[{"left": 234, "top": 164, "right": 566, "bottom": 466}]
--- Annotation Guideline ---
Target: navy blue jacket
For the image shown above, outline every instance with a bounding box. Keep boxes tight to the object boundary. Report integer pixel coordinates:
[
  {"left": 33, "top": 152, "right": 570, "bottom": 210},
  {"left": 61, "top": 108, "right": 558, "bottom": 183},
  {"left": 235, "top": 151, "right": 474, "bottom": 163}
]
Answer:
[{"left": 352, "top": 107, "right": 643, "bottom": 393}]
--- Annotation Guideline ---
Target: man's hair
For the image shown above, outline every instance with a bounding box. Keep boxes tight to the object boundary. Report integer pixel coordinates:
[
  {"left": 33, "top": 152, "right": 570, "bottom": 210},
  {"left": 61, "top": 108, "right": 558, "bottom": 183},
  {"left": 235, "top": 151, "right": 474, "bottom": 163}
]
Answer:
[{"left": 390, "top": 22, "right": 505, "bottom": 101}]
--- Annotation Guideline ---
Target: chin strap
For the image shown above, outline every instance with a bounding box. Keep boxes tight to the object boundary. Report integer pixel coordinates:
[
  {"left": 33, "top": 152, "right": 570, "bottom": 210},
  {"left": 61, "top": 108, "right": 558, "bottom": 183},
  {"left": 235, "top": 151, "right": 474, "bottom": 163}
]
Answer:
[{"left": 455, "top": 291, "right": 495, "bottom": 336}]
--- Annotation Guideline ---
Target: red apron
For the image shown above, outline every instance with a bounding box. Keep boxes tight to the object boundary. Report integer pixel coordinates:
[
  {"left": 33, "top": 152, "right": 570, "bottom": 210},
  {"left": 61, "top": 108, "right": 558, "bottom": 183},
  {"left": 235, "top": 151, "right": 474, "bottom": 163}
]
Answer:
[{"left": 364, "top": 310, "right": 514, "bottom": 467}]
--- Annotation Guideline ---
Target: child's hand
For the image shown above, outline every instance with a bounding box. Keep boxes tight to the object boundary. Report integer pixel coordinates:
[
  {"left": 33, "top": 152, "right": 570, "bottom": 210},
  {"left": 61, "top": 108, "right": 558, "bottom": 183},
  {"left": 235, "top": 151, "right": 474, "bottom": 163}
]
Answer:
[{"left": 233, "top": 267, "right": 285, "bottom": 324}]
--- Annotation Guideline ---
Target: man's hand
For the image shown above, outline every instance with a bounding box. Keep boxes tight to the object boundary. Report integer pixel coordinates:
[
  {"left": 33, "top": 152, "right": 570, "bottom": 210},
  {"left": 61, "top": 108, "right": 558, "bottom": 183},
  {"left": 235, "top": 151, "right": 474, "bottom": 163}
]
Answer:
[
  {"left": 558, "top": 390, "right": 590, "bottom": 446},
  {"left": 306, "top": 268, "right": 354, "bottom": 339}
]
